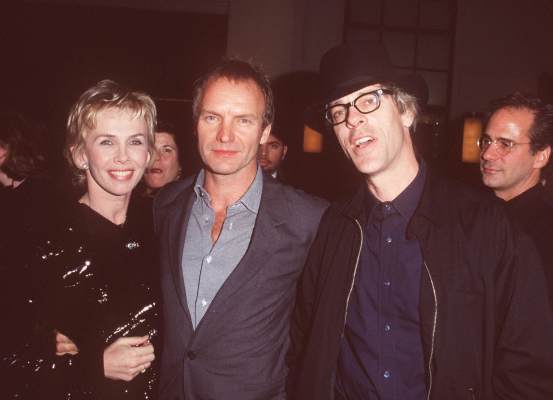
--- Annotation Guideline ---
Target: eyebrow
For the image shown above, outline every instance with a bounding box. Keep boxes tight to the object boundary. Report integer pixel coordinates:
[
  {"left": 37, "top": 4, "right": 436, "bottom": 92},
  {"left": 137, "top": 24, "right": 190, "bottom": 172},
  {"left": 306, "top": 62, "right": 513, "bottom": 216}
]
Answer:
[
  {"left": 235, "top": 114, "right": 259, "bottom": 120},
  {"left": 200, "top": 109, "right": 259, "bottom": 120},
  {"left": 482, "top": 133, "right": 514, "bottom": 141},
  {"left": 93, "top": 133, "right": 146, "bottom": 140}
]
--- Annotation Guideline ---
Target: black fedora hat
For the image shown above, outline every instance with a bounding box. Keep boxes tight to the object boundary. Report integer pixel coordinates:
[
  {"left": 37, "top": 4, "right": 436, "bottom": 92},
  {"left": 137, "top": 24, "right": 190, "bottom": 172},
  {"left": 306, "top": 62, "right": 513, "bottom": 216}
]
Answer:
[{"left": 320, "top": 40, "right": 428, "bottom": 106}]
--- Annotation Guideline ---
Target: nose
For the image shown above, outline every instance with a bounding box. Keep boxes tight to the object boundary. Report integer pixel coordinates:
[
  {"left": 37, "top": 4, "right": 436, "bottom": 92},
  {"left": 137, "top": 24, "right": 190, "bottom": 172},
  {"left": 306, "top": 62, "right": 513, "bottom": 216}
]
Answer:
[
  {"left": 480, "top": 142, "right": 500, "bottom": 161},
  {"left": 153, "top": 147, "right": 162, "bottom": 162},
  {"left": 114, "top": 144, "right": 129, "bottom": 163},
  {"left": 216, "top": 121, "right": 234, "bottom": 143},
  {"left": 345, "top": 105, "right": 366, "bottom": 128},
  {"left": 259, "top": 143, "right": 268, "bottom": 158}
]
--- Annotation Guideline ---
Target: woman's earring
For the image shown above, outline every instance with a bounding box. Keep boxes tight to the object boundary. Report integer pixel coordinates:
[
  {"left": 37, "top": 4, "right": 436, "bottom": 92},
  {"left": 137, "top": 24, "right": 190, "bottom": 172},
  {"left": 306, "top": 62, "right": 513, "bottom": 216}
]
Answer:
[{"left": 81, "top": 162, "right": 89, "bottom": 170}]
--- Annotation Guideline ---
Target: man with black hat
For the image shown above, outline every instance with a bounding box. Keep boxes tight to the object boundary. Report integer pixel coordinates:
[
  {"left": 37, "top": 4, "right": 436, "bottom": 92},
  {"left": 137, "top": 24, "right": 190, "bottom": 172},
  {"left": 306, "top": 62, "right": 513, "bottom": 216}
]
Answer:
[{"left": 287, "top": 41, "right": 553, "bottom": 400}]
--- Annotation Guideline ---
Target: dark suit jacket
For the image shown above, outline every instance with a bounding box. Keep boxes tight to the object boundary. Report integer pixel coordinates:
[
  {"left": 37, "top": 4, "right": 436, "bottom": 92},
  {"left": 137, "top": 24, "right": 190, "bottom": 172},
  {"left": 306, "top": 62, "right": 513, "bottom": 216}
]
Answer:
[{"left": 153, "top": 172, "right": 327, "bottom": 400}]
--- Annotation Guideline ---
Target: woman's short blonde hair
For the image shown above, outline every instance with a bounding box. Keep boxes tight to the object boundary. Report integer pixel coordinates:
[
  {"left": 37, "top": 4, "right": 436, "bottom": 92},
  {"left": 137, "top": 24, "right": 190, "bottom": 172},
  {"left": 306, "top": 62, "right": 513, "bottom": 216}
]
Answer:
[{"left": 64, "top": 79, "right": 157, "bottom": 185}]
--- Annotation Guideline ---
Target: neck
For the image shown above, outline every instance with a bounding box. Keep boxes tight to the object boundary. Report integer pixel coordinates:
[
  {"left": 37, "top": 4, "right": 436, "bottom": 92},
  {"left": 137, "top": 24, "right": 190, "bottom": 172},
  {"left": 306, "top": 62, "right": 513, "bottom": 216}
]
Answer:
[
  {"left": 497, "top": 173, "right": 541, "bottom": 201},
  {"left": 79, "top": 191, "right": 130, "bottom": 225},
  {"left": 366, "top": 149, "right": 419, "bottom": 202},
  {"left": 203, "top": 165, "right": 257, "bottom": 210}
]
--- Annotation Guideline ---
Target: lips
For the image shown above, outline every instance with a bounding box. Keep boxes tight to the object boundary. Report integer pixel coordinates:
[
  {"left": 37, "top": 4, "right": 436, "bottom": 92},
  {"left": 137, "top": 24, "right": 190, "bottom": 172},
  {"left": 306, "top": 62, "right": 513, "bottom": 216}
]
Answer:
[
  {"left": 481, "top": 163, "right": 500, "bottom": 175},
  {"left": 351, "top": 135, "right": 376, "bottom": 150},
  {"left": 213, "top": 149, "right": 239, "bottom": 157},
  {"left": 147, "top": 168, "right": 163, "bottom": 174},
  {"left": 108, "top": 169, "right": 134, "bottom": 180}
]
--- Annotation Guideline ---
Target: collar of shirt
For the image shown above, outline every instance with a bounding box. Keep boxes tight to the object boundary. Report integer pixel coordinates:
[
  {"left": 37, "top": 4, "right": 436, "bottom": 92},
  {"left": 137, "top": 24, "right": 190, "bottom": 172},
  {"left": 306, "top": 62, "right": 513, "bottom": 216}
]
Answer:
[
  {"left": 192, "top": 166, "right": 264, "bottom": 214},
  {"left": 365, "top": 160, "right": 427, "bottom": 221}
]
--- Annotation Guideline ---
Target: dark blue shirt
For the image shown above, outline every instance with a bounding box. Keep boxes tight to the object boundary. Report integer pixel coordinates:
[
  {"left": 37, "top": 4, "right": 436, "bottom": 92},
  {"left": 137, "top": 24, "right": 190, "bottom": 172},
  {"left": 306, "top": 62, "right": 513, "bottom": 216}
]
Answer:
[{"left": 336, "top": 163, "right": 427, "bottom": 400}]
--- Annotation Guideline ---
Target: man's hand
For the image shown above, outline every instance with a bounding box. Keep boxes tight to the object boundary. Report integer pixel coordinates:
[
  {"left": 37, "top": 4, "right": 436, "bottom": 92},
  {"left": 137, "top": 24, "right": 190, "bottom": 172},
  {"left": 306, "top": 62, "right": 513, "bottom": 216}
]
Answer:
[
  {"left": 55, "top": 331, "right": 79, "bottom": 355},
  {"left": 103, "top": 336, "right": 155, "bottom": 382}
]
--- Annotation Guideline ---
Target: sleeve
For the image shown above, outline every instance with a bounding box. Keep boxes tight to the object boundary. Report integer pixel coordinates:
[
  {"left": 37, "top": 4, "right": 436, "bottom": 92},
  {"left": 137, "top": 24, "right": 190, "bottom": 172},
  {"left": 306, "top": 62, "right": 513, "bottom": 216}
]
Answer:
[
  {"left": 11, "top": 237, "right": 107, "bottom": 397},
  {"left": 285, "top": 209, "right": 330, "bottom": 398},
  {"left": 492, "top": 211, "right": 553, "bottom": 399}
]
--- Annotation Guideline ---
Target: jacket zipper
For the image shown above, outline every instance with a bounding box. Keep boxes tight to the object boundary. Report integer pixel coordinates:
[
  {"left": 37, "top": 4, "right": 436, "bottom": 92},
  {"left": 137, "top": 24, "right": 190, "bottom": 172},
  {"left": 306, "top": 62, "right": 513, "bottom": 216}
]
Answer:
[
  {"left": 424, "top": 260, "right": 438, "bottom": 400},
  {"left": 341, "top": 218, "right": 364, "bottom": 335}
]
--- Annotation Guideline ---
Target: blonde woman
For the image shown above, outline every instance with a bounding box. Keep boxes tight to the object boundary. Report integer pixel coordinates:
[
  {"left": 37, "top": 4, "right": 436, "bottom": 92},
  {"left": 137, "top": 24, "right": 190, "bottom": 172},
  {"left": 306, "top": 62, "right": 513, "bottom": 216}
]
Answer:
[{"left": 7, "top": 80, "right": 160, "bottom": 399}]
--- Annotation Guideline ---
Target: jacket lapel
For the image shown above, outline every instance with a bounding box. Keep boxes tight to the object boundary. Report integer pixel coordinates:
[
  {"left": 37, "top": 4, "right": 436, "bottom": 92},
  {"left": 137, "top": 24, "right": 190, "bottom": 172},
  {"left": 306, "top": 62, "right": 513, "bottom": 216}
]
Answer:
[
  {"left": 199, "top": 177, "right": 288, "bottom": 323},
  {"left": 165, "top": 185, "right": 195, "bottom": 324}
]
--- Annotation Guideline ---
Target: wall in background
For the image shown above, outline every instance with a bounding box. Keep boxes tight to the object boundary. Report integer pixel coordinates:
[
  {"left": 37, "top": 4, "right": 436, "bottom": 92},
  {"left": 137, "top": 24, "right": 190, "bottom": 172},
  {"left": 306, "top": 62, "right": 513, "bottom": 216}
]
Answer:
[
  {"left": 451, "top": 0, "right": 553, "bottom": 119},
  {"left": 226, "top": 0, "right": 344, "bottom": 76}
]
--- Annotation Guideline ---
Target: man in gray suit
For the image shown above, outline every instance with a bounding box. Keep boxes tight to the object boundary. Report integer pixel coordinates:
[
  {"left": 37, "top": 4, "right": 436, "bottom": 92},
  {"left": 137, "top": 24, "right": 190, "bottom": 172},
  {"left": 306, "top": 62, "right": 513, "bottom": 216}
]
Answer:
[{"left": 153, "top": 59, "right": 327, "bottom": 399}]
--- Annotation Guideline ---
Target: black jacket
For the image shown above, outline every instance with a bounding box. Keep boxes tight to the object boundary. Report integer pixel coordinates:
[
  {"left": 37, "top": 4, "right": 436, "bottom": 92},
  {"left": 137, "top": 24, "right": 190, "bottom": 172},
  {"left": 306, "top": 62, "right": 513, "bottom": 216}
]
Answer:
[
  {"left": 288, "top": 172, "right": 553, "bottom": 400},
  {"left": 3, "top": 202, "right": 160, "bottom": 399},
  {"left": 505, "top": 184, "right": 553, "bottom": 309}
]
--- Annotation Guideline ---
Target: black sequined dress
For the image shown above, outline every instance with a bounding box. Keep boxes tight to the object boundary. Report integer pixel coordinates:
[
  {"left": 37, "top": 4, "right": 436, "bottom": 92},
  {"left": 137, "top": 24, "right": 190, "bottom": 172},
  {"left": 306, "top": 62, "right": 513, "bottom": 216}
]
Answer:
[{"left": 4, "top": 201, "right": 160, "bottom": 399}]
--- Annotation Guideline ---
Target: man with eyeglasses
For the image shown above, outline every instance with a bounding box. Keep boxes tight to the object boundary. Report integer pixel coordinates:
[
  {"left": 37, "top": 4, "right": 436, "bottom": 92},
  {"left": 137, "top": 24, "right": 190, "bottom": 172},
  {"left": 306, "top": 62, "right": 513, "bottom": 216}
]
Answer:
[
  {"left": 287, "top": 41, "right": 553, "bottom": 400},
  {"left": 480, "top": 92, "right": 553, "bottom": 307}
]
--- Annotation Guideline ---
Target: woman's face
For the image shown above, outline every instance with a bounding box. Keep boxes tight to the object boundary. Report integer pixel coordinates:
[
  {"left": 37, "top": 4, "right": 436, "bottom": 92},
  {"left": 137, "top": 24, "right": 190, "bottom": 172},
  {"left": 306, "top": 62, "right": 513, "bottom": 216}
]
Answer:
[
  {"left": 144, "top": 132, "right": 181, "bottom": 190},
  {"left": 75, "top": 108, "right": 150, "bottom": 200}
]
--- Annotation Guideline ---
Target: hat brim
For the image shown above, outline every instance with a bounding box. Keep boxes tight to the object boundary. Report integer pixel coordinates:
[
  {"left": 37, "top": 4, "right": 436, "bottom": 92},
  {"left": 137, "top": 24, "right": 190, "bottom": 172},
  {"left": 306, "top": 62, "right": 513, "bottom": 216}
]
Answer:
[{"left": 306, "top": 73, "right": 429, "bottom": 133}]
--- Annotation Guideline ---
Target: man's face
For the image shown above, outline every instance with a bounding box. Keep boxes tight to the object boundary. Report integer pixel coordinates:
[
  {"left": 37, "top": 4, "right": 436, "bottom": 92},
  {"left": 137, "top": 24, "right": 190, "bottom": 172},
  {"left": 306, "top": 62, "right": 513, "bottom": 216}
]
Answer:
[
  {"left": 480, "top": 107, "right": 549, "bottom": 201},
  {"left": 330, "top": 84, "right": 414, "bottom": 179},
  {"left": 196, "top": 77, "right": 271, "bottom": 180},
  {"left": 258, "top": 133, "right": 287, "bottom": 173}
]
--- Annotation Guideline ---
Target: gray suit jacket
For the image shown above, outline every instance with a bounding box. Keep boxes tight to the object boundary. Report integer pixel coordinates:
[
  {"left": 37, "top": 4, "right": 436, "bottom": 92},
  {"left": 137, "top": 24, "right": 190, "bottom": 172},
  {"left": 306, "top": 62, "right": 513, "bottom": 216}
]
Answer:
[{"left": 153, "top": 173, "right": 327, "bottom": 400}]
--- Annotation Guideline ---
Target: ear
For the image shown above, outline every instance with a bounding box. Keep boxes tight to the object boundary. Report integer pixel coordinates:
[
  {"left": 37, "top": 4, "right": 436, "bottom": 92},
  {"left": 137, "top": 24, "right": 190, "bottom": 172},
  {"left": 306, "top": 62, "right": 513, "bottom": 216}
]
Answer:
[
  {"left": 71, "top": 145, "right": 88, "bottom": 169},
  {"left": 282, "top": 144, "right": 288, "bottom": 160},
  {"left": 534, "top": 145, "right": 551, "bottom": 169},
  {"left": 260, "top": 124, "right": 272, "bottom": 145},
  {"left": 400, "top": 107, "right": 415, "bottom": 130}
]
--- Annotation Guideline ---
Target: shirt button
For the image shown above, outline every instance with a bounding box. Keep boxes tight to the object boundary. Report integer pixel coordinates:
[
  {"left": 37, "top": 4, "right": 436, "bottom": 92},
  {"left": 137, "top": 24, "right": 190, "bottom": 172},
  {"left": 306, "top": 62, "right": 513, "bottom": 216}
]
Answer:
[
  {"left": 385, "top": 236, "right": 393, "bottom": 244},
  {"left": 206, "top": 255, "right": 212, "bottom": 263},
  {"left": 383, "top": 370, "right": 391, "bottom": 379},
  {"left": 384, "top": 204, "right": 391, "bottom": 211},
  {"left": 383, "top": 281, "right": 391, "bottom": 287},
  {"left": 187, "top": 351, "right": 197, "bottom": 360},
  {"left": 384, "top": 324, "right": 391, "bottom": 332},
  {"left": 201, "top": 299, "right": 208, "bottom": 307}
]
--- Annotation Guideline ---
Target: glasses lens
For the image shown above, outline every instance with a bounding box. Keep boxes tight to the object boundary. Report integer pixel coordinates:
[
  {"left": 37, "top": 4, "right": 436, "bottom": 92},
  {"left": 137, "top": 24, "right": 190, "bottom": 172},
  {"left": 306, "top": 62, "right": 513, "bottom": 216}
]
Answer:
[
  {"left": 355, "top": 92, "right": 380, "bottom": 113},
  {"left": 478, "top": 136, "right": 492, "bottom": 151},
  {"left": 496, "top": 138, "right": 514, "bottom": 156},
  {"left": 326, "top": 105, "right": 347, "bottom": 125}
]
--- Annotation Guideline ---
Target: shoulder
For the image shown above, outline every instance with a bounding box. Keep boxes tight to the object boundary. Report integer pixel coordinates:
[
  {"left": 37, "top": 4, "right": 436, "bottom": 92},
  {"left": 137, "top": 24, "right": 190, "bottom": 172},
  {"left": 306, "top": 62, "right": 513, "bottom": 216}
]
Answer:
[
  {"left": 422, "top": 172, "right": 506, "bottom": 222},
  {"left": 32, "top": 203, "right": 86, "bottom": 265},
  {"left": 263, "top": 176, "right": 329, "bottom": 222},
  {"left": 153, "top": 175, "right": 194, "bottom": 210}
]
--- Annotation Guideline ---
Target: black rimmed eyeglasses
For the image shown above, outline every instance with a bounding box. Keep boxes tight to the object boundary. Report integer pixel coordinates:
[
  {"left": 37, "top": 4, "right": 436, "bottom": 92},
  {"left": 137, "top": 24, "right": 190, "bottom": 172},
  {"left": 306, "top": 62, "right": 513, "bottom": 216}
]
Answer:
[
  {"left": 325, "top": 88, "right": 393, "bottom": 126},
  {"left": 477, "top": 134, "right": 532, "bottom": 157}
]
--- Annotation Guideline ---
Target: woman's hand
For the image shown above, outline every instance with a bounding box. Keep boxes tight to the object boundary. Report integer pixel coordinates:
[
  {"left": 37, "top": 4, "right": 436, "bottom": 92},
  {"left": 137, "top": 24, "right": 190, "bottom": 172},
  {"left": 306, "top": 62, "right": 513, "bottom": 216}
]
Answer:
[
  {"left": 103, "top": 335, "right": 155, "bottom": 381},
  {"left": 55, "top": 331, "right": 79, "bottom": 355}
]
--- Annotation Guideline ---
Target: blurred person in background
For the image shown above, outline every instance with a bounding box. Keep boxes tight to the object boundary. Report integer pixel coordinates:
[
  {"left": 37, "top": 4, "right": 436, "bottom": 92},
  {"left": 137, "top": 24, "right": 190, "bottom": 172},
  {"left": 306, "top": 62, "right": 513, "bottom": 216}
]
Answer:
[
  {"left": 0, "top": 111, "right": 56, "bottom": 363},
  {"left": 258, "top": 131, "right": 287, "bottom": 181},
  {"left": 480, "top": 92, "right": 553, "bottom": 307},
  {"left": 143, "top": 121, "right": 182, "bottom": 196}
]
